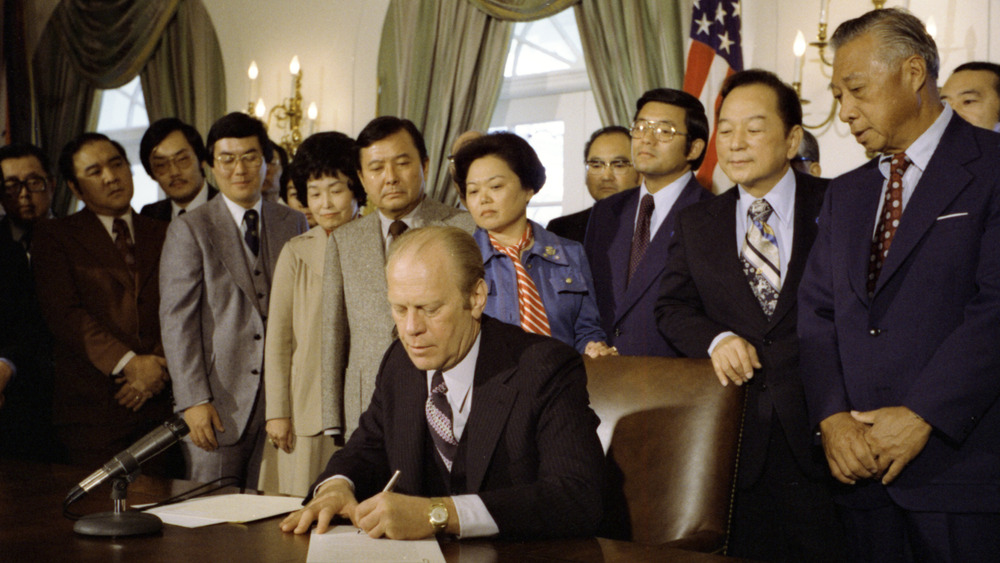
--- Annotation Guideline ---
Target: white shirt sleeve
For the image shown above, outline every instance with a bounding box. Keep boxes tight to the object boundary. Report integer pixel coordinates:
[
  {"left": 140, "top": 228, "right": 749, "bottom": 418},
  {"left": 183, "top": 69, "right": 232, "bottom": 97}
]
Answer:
[
  {"left": 708, "top": 331, "right": 737, "bottom": 356},
  {"left": 450, "top": 494, "right": 499, "bottom": 538}
]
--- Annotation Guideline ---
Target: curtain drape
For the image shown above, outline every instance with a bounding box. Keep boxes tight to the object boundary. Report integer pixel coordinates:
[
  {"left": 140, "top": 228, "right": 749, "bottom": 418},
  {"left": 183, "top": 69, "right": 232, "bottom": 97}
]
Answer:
[
  {"left": 574, "top": 0, "right": 686, "bottom": 126},
  {"left": 377, "top": 1, "right": 513, "bottom": 206},
  {"left": 32, "top": 0, "right": 225, "bottom": 217},
  {"left": 466, "top": 0, "right": 578, "bottom": 21}
]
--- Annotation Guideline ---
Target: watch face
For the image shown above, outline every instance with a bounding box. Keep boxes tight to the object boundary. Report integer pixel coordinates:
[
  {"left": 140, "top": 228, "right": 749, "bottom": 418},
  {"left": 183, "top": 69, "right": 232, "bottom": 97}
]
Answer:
[{"left": 430, "top": 506, "right": 448, "bottom": 524}]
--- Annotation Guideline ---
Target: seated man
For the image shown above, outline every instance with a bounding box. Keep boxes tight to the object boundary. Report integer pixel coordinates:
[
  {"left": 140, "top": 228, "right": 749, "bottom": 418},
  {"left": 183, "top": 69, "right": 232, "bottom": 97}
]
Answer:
[{"left": 281, "top": 226, "right": 604, "bottom": 540}]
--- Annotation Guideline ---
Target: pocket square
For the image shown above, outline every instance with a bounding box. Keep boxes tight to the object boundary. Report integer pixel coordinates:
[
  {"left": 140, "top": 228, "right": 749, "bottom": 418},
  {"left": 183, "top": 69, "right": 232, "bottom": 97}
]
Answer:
[{"left": 936, "top": 212, "right": 968, "bottom": 221}]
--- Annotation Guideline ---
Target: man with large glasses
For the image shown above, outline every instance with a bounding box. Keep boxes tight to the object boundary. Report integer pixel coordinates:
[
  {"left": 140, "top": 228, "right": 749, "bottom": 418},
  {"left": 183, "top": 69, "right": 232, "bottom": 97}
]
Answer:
[
  {"left": 138, "top": 118, "right": 218, "bottom": 222},
  {"left": 159, "top": 112, "right": 307, "bottom": 487},
  {"left": 583, "top": 89, "right": 711, "bottom": 357},
  {"left": 0, "top": 143, "right": 54, "bottom": 256},
  {"left": 547, "top": 126, "right": 640, "bottom": 243}
]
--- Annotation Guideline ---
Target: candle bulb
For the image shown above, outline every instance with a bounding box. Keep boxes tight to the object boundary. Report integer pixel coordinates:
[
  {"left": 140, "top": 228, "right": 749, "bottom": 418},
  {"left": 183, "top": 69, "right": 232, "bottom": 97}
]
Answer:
[
  {"left": 793, "top": 30, "right": 806, "bottom": 86},
  {"left": 289, "top": 56, "right": 300, "bottom": 98},
  {"left": 819, "top": 0, "right": 830, "bottom": 26},
  {"left": 307, "top": 102, "right": 318, "bottom": 135},
  {"left": 248, "top": 60, "right": 259, "bottom": 103},
  {"left": 925, "top": 16, "right": 937, "bottom": 40},
  {"left": 254, "top": 98, "right": 266, "bottom": 119}
]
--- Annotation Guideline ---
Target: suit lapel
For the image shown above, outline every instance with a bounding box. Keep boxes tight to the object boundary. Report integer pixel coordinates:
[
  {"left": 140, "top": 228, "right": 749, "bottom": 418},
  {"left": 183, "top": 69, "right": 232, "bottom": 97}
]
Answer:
[
  {"left": 463, "top": 319, "right": 518, "bottom": 492},
  {"left": 606, "top": 191, "right": 636, "bottom": 318},
  {"left": 74, "top": 208, "right": 133, "bottom": 290},
  {"left": 261, "top": 201, "right": 303, "bottom": 277},
  {"left": 132, "top": 212, "right": 162, "bottom": 293},
  {"left": 704, "top": 189, "right": 769, "bottom": 326},
  {"left": 395, "top": 356, "right": 433, "bottom": 493},
  {"left": 845, "top": 162, "right": 885, "bottom": 303},
  {"left": 874, "top": 116, "right": 976, "bottom": 295},
  {"left": 205, "top": 197, "right": 261, "bottom": 314},
  {"left": 769, "top": 173, "right": 824, "bottom": 327}
]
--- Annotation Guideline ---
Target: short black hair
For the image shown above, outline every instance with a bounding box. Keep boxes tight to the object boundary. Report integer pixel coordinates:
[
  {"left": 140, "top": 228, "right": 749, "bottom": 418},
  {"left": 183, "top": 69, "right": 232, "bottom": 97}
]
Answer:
[
  {"left": 795, "top": 129, "right": 821, "bottom": 163},
  {"left": 58, "top": 133, "right": 129, "bottom": 186},
  {"left": 356, "top": 116, "right": 428, "bottom": 167},
  {"left": 583, "top": 125, "right": 631, "bottom": 161},
  {"left": 289, "top": 132, "right": 366, "bottom": 208},
  {"left": 270, "top": 142, "right": 290, "bottom": 200},
  {"left": 139, "top": 118, "right": 208, "bottom": 177},
  {"left": 633, "top": 88, "right": 709, "bottom": 169},
  {"left": 205, "top": 112, "right": 273, "bottom": 163},
  {"left": 0, "top": 143, "right": 52, "bottom": 182},
  {"left": 452, "top": 131, "right": 546, "bottom": 199},
  {"left": 952, "top": 61, "right": 1000, "bottom": 120},
  {"left": 720, "top": 69, "right": 803, "bottom": 134}
]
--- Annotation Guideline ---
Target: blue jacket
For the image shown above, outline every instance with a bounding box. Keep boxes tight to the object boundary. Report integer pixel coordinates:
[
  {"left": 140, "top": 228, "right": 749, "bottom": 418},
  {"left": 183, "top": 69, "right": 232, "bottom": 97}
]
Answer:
[{"left": 475, "top": 222, "right": 606, "bottom": 353}]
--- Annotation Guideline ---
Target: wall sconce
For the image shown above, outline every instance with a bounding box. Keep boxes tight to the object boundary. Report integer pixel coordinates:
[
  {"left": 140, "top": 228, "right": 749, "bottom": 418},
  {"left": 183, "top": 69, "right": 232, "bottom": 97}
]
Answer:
[{"left": 245, "top": 56, "right": 317, "bottom": 156}]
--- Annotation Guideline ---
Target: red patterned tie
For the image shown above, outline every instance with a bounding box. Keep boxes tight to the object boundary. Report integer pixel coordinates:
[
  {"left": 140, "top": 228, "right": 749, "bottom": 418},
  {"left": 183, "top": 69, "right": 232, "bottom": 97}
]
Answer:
[
  {"left": 868, "top": 153, "right": 911, "bottom": 296},
  {"left": 488, "top": 224, "right": 551, "bottom": 336},
  {"left": 113, "top": 218, "right": 136, "bottom": 271},
  {"left": 628, "top": 194, "right": 655, "bottom": 284}
]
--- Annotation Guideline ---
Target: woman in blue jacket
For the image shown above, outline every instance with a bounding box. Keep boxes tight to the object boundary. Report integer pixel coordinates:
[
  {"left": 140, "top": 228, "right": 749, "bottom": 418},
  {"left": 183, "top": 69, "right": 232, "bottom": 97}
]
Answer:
[{"left": 452, "top": 132, "right": 615, "bottom": 357}]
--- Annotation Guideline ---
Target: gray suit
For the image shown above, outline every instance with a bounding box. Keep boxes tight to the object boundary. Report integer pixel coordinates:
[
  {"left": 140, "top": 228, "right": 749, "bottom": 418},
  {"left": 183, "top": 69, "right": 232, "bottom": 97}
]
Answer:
[
  {"left": 160, "top": 195, "right": 307, "bottom": 483},
  {"left": 321, "top": 198, "right": 475, "bottom": 438}
]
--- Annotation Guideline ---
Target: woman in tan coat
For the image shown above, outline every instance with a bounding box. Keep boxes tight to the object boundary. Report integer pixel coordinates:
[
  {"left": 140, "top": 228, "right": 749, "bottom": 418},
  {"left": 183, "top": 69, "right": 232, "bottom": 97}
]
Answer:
[{"left": 258, "top": 132, "right": 365, "bottom": 496}]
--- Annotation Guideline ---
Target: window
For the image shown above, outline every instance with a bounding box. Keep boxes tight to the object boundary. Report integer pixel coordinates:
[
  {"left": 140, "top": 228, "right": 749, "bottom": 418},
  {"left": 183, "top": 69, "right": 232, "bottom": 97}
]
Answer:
[
  {"left": 490, "top": 10, "right": 603, "bottom": 226},
  {"left": 93, "top": 77, "right": 161, "bottom": 211}
]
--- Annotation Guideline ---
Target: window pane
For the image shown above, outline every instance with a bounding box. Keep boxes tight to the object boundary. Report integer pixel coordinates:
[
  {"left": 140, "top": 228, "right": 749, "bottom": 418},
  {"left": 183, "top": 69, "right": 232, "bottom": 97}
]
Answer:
[
  {"left": 95, "top": 76, "right": 159, "bottom": 209},
  {"left": 513, "top": 121, "right": 564, "bottom": 206}
]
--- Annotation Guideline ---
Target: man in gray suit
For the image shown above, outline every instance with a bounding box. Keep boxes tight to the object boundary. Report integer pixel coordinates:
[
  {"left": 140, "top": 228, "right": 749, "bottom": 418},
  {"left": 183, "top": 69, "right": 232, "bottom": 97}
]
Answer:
[
  {"left": 321, "top": 116, "right": 475, "bottom": 441},
  {"left": 160, "top": 113, "right": 307, "bottom": 486}
]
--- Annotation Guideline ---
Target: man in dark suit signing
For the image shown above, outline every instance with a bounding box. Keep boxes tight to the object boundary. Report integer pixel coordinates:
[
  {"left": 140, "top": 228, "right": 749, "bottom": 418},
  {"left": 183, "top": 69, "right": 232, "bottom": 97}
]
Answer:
[
  {"left": 799, "top": 8, "right": 1000, "bottom": 561},
  {"left": 282, "top": 226, "right": 604, "bottom": 540},
  {"left": 584, "top": 89, "right": 712, "bottom": 357},
  {"left": 138, "top": 118, "right": 217, "bottom": 222},
  {"left": 656, "top": 70, "right": 844, "bottom": 562}
]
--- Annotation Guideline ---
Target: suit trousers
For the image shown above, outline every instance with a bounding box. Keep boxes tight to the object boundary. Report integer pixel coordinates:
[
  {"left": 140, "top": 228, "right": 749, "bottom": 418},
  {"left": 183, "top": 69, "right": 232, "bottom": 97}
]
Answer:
[
  {"left": 182, "top": 384, "right": 266, "bottom": 488},
  {"left": 728, "top": 414, "right": 847, "bottom": 562}
]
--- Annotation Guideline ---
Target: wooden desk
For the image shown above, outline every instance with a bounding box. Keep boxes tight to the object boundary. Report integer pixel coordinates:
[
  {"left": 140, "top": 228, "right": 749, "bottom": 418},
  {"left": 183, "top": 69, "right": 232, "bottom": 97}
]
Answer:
[{"left": 0, "top": 459, "right": 744, "bottom": 562}]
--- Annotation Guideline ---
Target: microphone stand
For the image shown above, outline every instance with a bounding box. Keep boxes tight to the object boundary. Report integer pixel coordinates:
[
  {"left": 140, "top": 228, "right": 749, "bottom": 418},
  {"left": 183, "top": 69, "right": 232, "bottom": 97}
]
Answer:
[{"left": 72, "top": 473, "right": 163, "bottom": 537}]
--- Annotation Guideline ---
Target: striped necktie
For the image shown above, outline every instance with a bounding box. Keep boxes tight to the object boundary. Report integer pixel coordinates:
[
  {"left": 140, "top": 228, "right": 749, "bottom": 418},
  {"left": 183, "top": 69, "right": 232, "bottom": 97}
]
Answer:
[
  {"left": 868, "top": 153, "right": 911, "bottom": 296},
  {"left": 425, "top": 370, "right": 457, "bottom": 471},
  {"left": 488, "top": 225, "right": 551, "bottom": 336},
  {"left": 740, "top": 198, "right": 780, "bottom": 317}
]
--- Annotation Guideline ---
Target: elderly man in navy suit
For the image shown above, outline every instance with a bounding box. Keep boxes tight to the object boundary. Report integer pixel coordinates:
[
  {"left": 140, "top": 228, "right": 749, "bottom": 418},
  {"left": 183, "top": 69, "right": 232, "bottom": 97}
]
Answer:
[
  {"left": 282, "top": 226, "right": 604, "bottom": 540},
  {"left": 798, "top": 8, "right": 1000, "bottom": 561},
  {"left": 584, "top": 89, "right": 711, "bottom": 357}
]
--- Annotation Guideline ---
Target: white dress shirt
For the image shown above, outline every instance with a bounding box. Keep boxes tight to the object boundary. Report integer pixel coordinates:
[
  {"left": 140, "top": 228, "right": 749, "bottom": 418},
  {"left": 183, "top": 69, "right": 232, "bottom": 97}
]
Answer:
[{"left": 221, "top": 193, "right": 263, "bottom": 262}]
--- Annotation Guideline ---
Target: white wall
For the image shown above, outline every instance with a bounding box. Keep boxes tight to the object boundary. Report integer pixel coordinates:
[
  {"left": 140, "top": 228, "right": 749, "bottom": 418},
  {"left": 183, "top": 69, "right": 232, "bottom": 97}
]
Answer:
[{"left": 23, "top": 0, "right": 1000, "bottom": 176}]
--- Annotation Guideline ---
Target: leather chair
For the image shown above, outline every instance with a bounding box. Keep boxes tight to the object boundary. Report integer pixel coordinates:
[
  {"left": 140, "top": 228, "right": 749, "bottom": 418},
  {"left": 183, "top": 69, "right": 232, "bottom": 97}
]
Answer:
[{"left": 585, "top": 356, "right": 745, "bottom": 553}]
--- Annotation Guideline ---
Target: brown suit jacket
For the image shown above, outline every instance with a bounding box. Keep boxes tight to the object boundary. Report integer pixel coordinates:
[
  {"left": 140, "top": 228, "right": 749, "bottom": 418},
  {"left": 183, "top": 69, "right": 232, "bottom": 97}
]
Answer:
[{"left": 32, "top": 208, "right": 173, "bottom": 462}]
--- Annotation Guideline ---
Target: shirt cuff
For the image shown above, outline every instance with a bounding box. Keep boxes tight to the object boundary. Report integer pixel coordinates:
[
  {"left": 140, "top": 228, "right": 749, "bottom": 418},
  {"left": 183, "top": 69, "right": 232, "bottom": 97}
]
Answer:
[
  {"left": 113, "top": 351, "right": 137, "bottom": 376},
  {"left": 313, "top": 475, "right": 355, "bottom": 500},
  {"left": 0, "top": 358, "right": 15, "bottom": 379},
  {"left": 708, "top": 332, "right": 737, "bottom": 356},
  {"left": 450, "top": 494, "right": 499, "bottom": 538}
]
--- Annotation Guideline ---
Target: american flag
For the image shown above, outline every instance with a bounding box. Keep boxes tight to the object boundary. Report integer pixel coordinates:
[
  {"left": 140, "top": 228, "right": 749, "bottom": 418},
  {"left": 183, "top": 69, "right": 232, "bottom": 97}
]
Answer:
[{"left": 683, "top": 0, "right": 744, "bottom": 191}]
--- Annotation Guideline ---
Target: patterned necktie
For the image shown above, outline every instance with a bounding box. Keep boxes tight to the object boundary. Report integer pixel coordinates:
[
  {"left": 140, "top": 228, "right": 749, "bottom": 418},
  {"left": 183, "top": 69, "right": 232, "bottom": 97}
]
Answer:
[
  {"left": 388, "top": 219, "right": 408, "bottom": 244},
  {"left": 628, "top": 194, "right": 655, "bottom": 284},
  {"left": 740, "top": 199, "right": 780, "bottom": 318},
  {"left": 426, "top": 370, "right": 458, "bottom": 471},
  {"left": 243, "top": 209, "right": 260, "bottom": 256},
  {"left": 488, "top": 224, "right": 551, "bottom": 336},
  {"left": 868, "top": 153, "right": 911, "bottom": 296},
  {"left": 112, "top": 218, "right": 136, "bottom": 271}
]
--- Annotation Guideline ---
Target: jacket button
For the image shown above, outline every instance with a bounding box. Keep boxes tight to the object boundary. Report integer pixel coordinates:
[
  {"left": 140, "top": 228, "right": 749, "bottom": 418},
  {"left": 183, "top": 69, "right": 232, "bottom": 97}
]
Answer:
[
  {"left": 762, "top": 337, "right": 773, "bottom": 345},
  {"left": 614, "top": 328, "right": 621, "bottom": 337},
  {"left": 257, "top": 293, "right": 264, "bottom": 299},
  {"left": 869, "top": 328, "right": 880, "bottom": 336},
  {"left": 565, "top": 277, "right": 573, "bottom": 284},
  {"left": 254, "top": 334, "right": 262, "bottom": 340},
  {"left": 251, "top": 369, "right": 259, "bottom": 375}
]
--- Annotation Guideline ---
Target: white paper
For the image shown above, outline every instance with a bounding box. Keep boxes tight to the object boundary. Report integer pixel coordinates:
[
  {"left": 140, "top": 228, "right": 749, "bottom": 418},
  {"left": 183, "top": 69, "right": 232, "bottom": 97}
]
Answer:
[
  {"left": 307, "top": 526, "right": 446, "bottom": 563},
  {"left": 146, "top": 493, "right": 305, "bottom": 528}
]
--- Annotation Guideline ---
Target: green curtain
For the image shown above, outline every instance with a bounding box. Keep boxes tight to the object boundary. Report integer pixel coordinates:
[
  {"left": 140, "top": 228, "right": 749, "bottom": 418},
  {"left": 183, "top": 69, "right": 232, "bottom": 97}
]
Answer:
[
  {"left": 574, "top": 0, "right": 686, "bottom": 126},
  {"left": 377, "top": 0, "right": 514, "bottom": 206},
  {"left": 467, "top": 0, "right": 579, "bottom": 21}
]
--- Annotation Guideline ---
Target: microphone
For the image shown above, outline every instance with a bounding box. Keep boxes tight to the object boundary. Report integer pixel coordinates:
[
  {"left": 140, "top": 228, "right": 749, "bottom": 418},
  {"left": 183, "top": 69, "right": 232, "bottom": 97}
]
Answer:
[{"left": 65, "top": 413, "right": 189, "bottom": 506}]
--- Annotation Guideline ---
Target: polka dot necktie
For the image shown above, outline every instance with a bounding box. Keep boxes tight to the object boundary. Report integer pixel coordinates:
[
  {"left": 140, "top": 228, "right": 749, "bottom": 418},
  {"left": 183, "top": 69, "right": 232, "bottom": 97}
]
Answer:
[{"left": 868, "top": 153, "right": 911, "bottom": 296}]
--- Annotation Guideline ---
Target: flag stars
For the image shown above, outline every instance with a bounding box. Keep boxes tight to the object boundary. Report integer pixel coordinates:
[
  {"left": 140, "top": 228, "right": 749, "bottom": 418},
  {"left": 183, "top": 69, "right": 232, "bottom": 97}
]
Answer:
[
  {"left": 731, "top": 1, "right": 741, "bottom": 19},
  {"left": 695, "top": 13, "right": 712, "bottom": 36},
  {"left": 718, "top": 31, "right": 734, "bottom": 53},
  {"left": 715, "top": 3, "right": 727, "bottom": 23}
]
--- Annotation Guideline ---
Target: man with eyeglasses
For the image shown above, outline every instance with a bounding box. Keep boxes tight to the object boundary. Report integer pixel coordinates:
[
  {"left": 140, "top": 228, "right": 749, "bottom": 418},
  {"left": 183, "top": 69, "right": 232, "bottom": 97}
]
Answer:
[
  {"left": 31, "top": 133, "right": 181, "bottom": 476},
  {"left": 0, "top": 143, "right": 55, "bottom": 256},
  {"left": 547, "top": 126, "right": 640, "bottom": 243},
  {"left": 138, "top": 118, "right": 218, "bottom": 222},
  {"left": 583, "top": 89, "right": 711, "bottom": 357},
  {"left": 159, "top": 112, "right": 307, "bottom": 486}
]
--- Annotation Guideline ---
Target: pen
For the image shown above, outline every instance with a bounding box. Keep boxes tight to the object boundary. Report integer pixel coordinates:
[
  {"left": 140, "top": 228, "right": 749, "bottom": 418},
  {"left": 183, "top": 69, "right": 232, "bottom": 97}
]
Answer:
[{"left": 382, "top": 469, "right": 401, "bottom": 493}]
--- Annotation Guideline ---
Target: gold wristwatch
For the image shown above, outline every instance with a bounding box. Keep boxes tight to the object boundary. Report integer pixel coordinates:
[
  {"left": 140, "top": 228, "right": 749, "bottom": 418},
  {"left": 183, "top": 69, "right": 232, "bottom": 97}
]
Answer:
[{"left": 428, "top": 498, "right": 449, "bottom": 534}]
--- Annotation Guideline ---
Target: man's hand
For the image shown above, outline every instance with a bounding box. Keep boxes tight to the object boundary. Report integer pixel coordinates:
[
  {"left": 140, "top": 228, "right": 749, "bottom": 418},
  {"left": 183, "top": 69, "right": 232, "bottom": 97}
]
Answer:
[
  {"left": 0, "top": 361, "right": 12, "bottom": 410},
  {"left": 710, "top": 335, "right": 761, "bottom": 387},
  {"left": 851, "top": 407, "right": 932, "bottom": 485},
  {"left": 280, "top": 479, "right": 359, "bottom": 534},
  {"left": 584, "top": 341, "right": 618, "bottom": 358},
  {"left": 115, "top": 355, "right": 168, "bottom": 411},
  {"left": 266, "top": 418, "right": 295, "bottom": 453},
  {"left": 819, "top": 411, "right": 879, "bottom": 484},
  {"left": 354, "top": 493, "right": 451, "bottom": 540},
  {"left": 184, "top": 403, "right": 224, "bottom": 451}
]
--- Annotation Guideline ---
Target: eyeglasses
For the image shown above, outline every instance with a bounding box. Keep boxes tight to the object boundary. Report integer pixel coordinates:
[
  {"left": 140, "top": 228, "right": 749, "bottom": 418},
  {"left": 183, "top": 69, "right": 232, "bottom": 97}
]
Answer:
[
  {"left": 585, "top": 159, "right": 634, "bottom": 175},
  {"left": 214, "top": 152, "right": 263, "bottom": 172},
  {"left": 3, "top": 176, "right": 49, "bottom": 197},
  {"left": 630, "top": 120, "right": 688, "bottom": 143},
  {"left": 151, "top": 152, "right": 197, "bottom": 175}
]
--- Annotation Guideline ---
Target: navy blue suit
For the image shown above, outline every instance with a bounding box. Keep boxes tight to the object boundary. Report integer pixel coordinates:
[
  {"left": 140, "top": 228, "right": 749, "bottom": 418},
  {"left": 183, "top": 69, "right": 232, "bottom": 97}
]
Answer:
[
  {"left": 584, "top": 176, "right": 711, "bottom": 357},
  {"left": 798, "top": 114, "right": 1000, "bottom": 558}
]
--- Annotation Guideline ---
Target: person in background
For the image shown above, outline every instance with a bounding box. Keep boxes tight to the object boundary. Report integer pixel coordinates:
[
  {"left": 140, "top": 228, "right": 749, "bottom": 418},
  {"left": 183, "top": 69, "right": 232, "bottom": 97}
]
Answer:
[
  {"left": 453, "top": 132, "right": 614, "bottom": 358},
  {"left": 262, "top": 142, "right": 288, "bottom": 203},
  {"left": 139, "top": 118, "right": 217, "bottom": 222},
  {"left": 281, "top": 162, "right": 316, "bottom": 227},
  {"left": 259, "top": 132, "right": 366, "bottom": 496},
  {"left": 940, "top": 61, "right": 1000, "bottom": 131},
  {"left": 791, "top": 129, "right": 822, "bottom": 177}
]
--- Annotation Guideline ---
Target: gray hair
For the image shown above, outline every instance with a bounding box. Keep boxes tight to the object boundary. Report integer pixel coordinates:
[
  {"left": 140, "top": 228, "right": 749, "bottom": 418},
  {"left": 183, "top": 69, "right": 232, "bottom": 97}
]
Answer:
[
  {"left": 831, "top": 7, "right": 939, "bottom": 79},
  {"left": 386, "top": 225, "right": 485, "bottom": 302}
]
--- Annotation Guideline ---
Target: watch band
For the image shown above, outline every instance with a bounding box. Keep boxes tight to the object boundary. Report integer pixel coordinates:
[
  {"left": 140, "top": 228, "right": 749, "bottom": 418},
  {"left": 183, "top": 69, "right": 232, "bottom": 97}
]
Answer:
[{"left": 428, "top": 497, "right": 448, "bottom": 534}]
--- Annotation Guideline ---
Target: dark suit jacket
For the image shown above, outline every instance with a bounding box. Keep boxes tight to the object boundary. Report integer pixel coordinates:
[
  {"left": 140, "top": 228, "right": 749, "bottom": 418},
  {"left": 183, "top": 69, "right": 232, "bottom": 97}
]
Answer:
[
  {"left": 546, "top": 207, "right": 591, "bottom": 244},
  {"left": 31, "top": 208, "right": 173, "bottom": 458},
  {"left": 139, "top": 184, "right": 218, "bottom": 222},
  {"left": 798, "top": 114, "right": 1000, "bottom": 512},
  {"left": 584, "top": 176, "right": 711, "bottom": 356},
  {"left": 656, "top": 171, "right": 829, "bottom": 487},
  {"left": 311, "top": 316, "right": 605, "bottom": 539}
]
